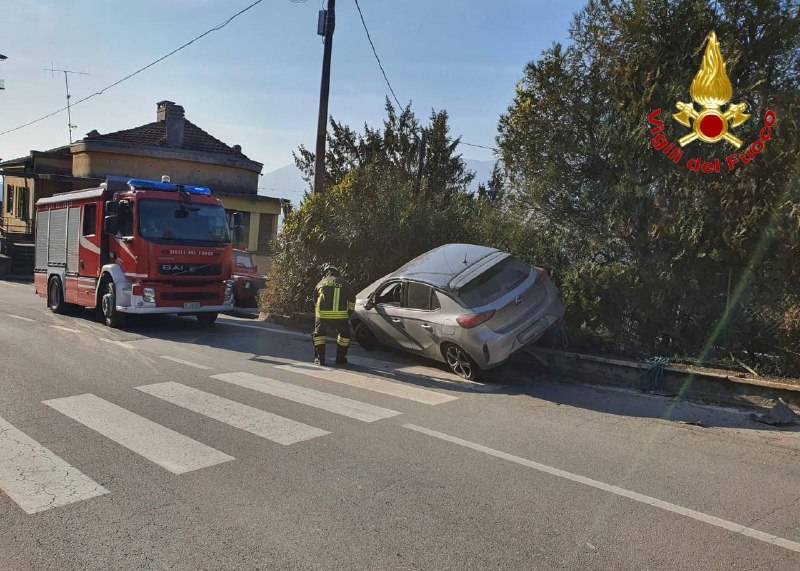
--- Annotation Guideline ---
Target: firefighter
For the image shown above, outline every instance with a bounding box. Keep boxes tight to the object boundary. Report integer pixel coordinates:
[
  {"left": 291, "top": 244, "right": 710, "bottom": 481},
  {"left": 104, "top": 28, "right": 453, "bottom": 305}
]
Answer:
[{"left": 312, "top": 264, "right": 355, "bottom": 366}]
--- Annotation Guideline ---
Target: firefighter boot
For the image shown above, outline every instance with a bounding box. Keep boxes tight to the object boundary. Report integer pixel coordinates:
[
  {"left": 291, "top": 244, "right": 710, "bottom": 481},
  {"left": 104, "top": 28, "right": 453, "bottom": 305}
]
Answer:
[
  {"left": 335, "top": 345, "right": 348, "bottom": 365},
  {"left": 314, "top": 344, "right": 326, "bottom": 366}
]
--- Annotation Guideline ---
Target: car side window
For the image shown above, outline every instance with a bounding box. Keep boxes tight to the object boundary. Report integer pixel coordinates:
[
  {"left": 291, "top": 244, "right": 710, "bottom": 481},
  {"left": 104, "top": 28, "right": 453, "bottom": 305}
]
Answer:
[
  {"left": 405, "top": 282, "right": 435, "bottom": 310},
  {"left": 375, "top": 282, "right": 403, "bottom": 306},
  {"left": 430, "top": 291, "right": 441, "bottom": 310}
]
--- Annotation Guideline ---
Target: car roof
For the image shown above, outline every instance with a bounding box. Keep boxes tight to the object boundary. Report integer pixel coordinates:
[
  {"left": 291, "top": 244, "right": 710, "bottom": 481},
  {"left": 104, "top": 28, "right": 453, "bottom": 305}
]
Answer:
[{"left": 387, "top": 243, "right": 503, "bottom": 290}]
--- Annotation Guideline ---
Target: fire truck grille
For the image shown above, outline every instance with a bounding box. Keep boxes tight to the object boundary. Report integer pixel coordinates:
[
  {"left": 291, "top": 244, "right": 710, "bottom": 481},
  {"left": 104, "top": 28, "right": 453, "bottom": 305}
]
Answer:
[
  {"left": 161, "top": 292, "right": 221, "bottom": 301},
  {"left": 159, "top": 264, "right": 222, "bottom": 276}
]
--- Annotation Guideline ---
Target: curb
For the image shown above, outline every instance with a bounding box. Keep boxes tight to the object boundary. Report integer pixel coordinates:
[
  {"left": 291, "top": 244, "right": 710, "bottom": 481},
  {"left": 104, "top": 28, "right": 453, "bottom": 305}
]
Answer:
[{"left": 525, "top": 347, "right": 800, "bottom": 411}]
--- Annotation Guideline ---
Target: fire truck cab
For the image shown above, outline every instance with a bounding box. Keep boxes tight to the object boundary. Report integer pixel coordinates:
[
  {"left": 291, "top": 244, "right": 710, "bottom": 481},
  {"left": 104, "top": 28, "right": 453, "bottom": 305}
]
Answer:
[{"left": 34, "top": 177, "right": 235, "bottom": 327}]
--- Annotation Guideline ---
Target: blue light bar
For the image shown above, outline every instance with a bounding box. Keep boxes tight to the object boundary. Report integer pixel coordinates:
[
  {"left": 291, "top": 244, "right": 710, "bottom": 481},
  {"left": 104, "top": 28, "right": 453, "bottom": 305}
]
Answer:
[{"left": 127, "top": 178, "right": 212, "bottom": 196}]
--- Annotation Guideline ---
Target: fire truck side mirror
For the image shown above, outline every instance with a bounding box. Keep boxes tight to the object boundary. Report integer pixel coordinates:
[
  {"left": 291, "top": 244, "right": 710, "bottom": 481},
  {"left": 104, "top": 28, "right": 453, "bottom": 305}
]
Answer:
[
  {"left": 103, "top": 215, "right": 119, "bottom": 235},
  {"left": 105, "top": 200, "right": 119, "bottom": 215}
]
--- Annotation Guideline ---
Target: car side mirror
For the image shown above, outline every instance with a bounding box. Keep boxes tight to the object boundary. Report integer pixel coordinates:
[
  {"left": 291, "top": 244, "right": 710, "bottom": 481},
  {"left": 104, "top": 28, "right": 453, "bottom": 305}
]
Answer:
[
  {"left": 364, "top": 293, "right": 376, "bottom": 311},
  {"left": 103, "top": 215, "right": 119, "bottom": 235}
]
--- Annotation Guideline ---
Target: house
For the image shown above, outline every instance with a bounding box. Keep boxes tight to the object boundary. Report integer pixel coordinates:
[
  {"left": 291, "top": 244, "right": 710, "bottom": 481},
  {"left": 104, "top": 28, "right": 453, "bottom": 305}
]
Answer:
[{"left": 1, "top": 100, "right": 285, "bottom": 274}]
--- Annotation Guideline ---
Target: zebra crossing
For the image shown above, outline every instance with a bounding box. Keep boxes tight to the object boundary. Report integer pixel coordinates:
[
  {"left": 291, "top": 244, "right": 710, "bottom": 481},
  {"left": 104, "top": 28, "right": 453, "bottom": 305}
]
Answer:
[{"left": 0, "top": 361, "right": 458, "bottom": 515}]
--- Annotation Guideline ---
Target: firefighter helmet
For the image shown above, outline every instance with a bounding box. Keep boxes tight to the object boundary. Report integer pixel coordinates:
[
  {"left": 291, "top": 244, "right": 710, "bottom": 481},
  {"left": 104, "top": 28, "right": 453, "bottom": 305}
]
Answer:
[{"left": 321, "top": 263, "right": 341, "bottom": 276}]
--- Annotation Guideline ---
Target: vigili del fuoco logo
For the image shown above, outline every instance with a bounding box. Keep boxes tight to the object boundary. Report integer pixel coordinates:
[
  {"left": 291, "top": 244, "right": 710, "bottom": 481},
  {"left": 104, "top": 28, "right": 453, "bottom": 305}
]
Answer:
[{"left": 646, "top": 31, "right": 776, "bottom": 174}]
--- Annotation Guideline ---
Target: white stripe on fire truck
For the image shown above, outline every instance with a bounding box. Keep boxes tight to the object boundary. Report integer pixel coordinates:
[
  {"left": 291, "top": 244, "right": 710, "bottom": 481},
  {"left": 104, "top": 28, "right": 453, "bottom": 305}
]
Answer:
[
  {"left": 79, "top": 236, "right": 100, "bottom": 255},
  {"left": 0, "top": 413, "right": 109, "bottom": 514},
  {"left": 136, "top": 382, "right": 330, "bottom": 445},
  {"left": 43, "top": 394, "right": 234, "bottom": 475},
  {"left": 113, "top": 236, "right": 137, "bottom": 261},
  {"left": 210, "top": 372, "right": 400, "bottom": 423}
]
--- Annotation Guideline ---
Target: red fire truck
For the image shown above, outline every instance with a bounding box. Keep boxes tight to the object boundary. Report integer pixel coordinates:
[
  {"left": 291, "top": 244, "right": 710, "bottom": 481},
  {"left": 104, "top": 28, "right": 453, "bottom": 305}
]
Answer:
[{"left": 34, "top": 177, "right": 235, "bottom": 327}]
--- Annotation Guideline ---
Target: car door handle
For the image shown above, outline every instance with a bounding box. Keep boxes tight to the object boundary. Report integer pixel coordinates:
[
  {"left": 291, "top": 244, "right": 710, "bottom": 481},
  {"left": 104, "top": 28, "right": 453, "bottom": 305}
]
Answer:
[
  {"left": 391, "top": 318, "right": 402, "bottom": 323},
  {"left": 420, "top": 323, "right": 432, "bottom": 329}
]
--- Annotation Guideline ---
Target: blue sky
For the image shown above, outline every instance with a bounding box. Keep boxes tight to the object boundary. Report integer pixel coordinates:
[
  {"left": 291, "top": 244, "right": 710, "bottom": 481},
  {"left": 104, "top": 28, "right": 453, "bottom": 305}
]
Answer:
[{"left": 0, "top": 0, "right": 582, "bottom": 176}]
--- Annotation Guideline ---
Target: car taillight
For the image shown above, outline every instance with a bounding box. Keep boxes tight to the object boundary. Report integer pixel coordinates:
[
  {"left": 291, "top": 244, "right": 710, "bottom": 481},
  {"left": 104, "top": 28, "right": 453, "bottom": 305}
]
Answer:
[
  {"left": 457, "top": 310, "right": 495, "bottom": 329},
  {"left": 535, "top": 267, "right": 550, "bottom": 282}
]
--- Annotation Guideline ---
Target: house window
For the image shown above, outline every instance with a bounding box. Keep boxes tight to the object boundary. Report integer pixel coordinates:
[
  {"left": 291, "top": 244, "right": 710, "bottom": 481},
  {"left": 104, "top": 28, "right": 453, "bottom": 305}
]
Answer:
[
  {"left": 257, "top": 213, "right": 275, "bottom": 252},
  {"left": 6, "top": 186, "right": 14, "bottom": 214},
  {"left": 82, "top": 204, "right": 97, "bottom": 236},
  {"left": 17, "top": 187, "right": 29, "bottom": 221}
]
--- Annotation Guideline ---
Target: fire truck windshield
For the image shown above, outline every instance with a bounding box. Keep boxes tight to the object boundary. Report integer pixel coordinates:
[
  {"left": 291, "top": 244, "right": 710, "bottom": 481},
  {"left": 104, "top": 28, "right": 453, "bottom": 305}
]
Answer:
[{"left": 138, "top": 199, "right": 231, "bottom": 244}]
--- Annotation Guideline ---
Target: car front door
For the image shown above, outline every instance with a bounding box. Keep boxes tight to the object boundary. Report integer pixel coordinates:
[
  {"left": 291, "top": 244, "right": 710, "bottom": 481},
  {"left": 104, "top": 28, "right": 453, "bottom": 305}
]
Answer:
[
  {"left": 362, "top": 280, "right": 410, "bottom": 349},
  {"left": 395, "top": 282, "right": 441, "bottom": 356}
]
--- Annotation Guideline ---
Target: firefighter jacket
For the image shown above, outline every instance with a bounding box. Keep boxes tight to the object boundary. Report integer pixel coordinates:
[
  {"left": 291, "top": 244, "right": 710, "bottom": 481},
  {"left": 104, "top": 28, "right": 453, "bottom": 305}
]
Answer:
[{"left": 314, "top": 275, "right": 355, "bottom": 320}]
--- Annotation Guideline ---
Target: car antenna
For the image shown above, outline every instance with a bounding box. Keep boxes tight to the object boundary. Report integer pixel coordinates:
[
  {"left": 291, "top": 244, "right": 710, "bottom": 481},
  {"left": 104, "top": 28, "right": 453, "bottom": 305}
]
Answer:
[{"left": 463, "top": 251, "right": 468, "bottom": 265}]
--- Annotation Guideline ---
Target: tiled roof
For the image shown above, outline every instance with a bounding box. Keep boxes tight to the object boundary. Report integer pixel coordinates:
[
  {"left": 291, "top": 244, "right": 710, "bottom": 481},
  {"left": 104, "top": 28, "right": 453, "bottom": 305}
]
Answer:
[{"left": 84, "top": 120, "right": 249, "bottom": 159}]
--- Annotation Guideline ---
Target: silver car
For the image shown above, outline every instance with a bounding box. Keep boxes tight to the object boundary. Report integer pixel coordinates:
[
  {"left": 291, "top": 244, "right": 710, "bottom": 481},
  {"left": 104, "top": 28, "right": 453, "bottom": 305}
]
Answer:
[{"left": 352, "top": 244, "right": 564, "bottom": 380}]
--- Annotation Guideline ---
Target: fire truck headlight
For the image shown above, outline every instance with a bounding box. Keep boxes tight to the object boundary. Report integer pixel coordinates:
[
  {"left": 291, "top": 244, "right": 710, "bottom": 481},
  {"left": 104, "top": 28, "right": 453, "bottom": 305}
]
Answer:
[
  {"left": 224, "top": 280, "right": 235, "bottom": 304},
  {"left": 143, "top": 287, "right": 156, "bottom": 303}
]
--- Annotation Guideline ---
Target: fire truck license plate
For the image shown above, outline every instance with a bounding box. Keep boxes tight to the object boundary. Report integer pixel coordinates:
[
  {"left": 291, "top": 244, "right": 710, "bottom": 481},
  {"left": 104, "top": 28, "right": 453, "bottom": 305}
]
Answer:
[{"left": 184, "top": 302, "right": 201, "bottom": 310}]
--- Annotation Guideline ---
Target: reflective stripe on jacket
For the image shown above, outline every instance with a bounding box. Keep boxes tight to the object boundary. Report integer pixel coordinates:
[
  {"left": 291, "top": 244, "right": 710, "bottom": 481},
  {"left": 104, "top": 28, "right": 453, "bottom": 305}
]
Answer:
[{"left": 315, "top": 276, "right": 355, "bottom": 320}]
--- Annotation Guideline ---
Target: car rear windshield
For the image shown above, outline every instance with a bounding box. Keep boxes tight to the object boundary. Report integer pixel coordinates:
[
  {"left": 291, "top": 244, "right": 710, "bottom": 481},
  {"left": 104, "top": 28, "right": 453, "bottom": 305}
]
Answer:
[{"left": 457, "top": 257, "right": 531, "bottom": 308}]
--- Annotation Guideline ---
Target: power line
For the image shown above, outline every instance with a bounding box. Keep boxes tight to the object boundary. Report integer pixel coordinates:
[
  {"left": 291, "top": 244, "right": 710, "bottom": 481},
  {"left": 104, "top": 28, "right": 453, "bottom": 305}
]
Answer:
[
  {"left": 460, "top": 141, "right": 499, "bottom": 152},
  {"left": 353, "top": 0, "right": 402, "bottom": 109},
  {"left": 351, "top": 0, "right": 497, "bottom": 154},
  {"left": 0, "top": 0, "right": 265, "bottom": 138}
]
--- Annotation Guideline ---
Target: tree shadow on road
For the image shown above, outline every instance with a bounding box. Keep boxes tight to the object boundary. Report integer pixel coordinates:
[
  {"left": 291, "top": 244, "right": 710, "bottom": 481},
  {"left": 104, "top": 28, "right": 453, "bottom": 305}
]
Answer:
[{"left": 78, "top": 311, "right": 800, "bottom": 432}]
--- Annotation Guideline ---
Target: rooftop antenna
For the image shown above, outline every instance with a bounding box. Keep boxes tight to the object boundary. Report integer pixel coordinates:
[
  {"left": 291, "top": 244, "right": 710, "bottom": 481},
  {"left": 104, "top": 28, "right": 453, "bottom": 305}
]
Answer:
[{"left": 45, "top": 63, "right": 89, "bottom": 143}]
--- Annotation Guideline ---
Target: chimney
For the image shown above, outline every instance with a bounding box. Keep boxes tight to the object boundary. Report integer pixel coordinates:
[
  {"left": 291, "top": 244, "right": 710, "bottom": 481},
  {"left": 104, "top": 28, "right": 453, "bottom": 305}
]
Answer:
[{"left": 157, "top": 100, "right": 185, "bottom": 147}]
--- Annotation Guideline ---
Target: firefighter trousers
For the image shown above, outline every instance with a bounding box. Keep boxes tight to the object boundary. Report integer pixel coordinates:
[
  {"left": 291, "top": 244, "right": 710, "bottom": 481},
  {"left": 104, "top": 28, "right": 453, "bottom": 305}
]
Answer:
[{"left": 312, "top": 318, "right": 352, "bottom": 351}]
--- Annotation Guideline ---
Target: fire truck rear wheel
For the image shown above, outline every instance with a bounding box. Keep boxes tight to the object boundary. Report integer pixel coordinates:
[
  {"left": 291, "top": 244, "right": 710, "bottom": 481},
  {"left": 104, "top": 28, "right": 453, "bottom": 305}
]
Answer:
[
  {"left": 48, "top": 277, "right": 65, "bottom": 314},
  {"left": 102, "top": 281, "right": 125, "bottom": 328},
  {"left": 196, "top": 312, "right": 218, "bottom": 326}
]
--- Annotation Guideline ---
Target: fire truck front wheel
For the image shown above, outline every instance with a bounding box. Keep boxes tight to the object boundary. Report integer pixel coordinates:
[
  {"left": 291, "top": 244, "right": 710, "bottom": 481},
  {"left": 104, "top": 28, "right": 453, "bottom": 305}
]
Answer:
[
  {"left": 101, "top": 280, "right": 125, "bottom": 328},
  {"left": 196, "top": 312, "right": 218, "bottom": 326},
  {"left": 47, "top": 277, "right": 66, "bottom": 314}
]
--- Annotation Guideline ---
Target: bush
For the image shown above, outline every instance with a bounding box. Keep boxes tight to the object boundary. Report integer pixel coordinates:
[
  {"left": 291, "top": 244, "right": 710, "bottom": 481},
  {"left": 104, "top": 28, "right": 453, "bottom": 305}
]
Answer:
[{"left": 262, "top": 164, "right": 502, "bottom": 315}]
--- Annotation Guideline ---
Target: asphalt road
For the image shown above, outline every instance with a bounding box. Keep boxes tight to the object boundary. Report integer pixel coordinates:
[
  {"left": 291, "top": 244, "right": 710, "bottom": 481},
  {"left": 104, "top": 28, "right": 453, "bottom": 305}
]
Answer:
[{"left": 2, "top": 278, "right": 800, "bottom": 570}]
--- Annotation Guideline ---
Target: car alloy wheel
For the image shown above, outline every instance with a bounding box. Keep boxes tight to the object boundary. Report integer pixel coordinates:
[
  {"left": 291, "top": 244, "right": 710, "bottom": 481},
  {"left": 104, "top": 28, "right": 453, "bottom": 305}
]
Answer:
[{"left": 444, "top": 344, "right": 479, "bottom": 381}]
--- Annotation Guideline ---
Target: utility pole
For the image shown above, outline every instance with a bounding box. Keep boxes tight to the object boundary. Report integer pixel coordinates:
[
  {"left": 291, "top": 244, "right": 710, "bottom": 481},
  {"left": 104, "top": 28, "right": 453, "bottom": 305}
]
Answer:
[
  {"left": 313, "top": 0, "right": 335, "bottom": 194},
  {"left": 0, "top": 54, "right": 7, "bottom": 91},
  {"left": 45, "top": 64, "right": 89, "bottom": 144}
]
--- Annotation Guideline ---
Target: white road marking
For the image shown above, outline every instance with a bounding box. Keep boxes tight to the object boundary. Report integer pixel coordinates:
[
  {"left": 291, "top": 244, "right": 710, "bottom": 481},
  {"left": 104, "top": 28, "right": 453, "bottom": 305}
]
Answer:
[
  {"left": 50, "top": 325, "right": 81, "bottom": 333},
  {"left": 0, "top": 414, "right": 108, "bottom": 514},
  {"left": 404, "top": 424, "right": 800, "bottom": 555},
  {"left": 99, "top": 338, "right": 135, "bottom": 349},
  {"left": 43, "top": 394, "right": 234, "bottom": 474},
  {"left": 218, "top": 321, "right": 308, "bottom": 339},
  {"left": 159, "top": 356, "right": 212, "bottom": 370},
  {"left": 7, "top": 314, "right": 35, "bottom": 322},
  {"left": 276, "top": 363, "right": 457, "bottom": 405},
  {"left": 137, "top": 382, "right": 329, "bottom": 445},
  {"left": 211, "top": 372, "right": 400, "bottom": 423}
]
